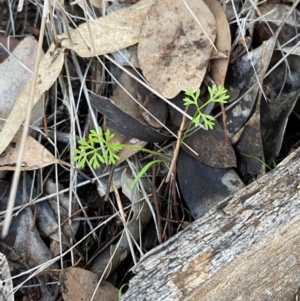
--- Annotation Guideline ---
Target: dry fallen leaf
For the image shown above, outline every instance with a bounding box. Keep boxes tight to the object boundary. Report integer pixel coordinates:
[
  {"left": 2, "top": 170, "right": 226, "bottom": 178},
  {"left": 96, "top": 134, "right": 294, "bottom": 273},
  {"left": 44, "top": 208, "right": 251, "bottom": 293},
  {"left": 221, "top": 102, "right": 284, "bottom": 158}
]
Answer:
[
  {"left": 0, "top": 196, "right": 59, "bottom": 300},
  {"left": 111, "top": 67, "right": 167, "bottom": 129},
  {"left": 60, "top": 267, "right": 118, "bottom": 301},
  {"left": 59, "top": 0, "right": 156, "bottom": 57},
  {"left": 0, "top": 132, "right": 60, "bottom": 171},
  {"left": 138, "top": 0, "right": 217, "bottom": 98},
  {"left": 204, "top": 0, "right": 231, "bottom": 86},
  {"left": 178, "top": 149, "right": 244, "bottom": 219},
  {"left": 182, "top": 121, "right": 237, "bottom": 168},
  {"left": 110, "top": 67, "right": 141, "bottom": 118},
  {"left": 103, "top": 68, "right": 148, "bottom": 164},
  {"left": 0, "top": 43, "right": 64, "bottom": 155},
  {"left": 255, "top": 3, "right": 300, "bottom": 47},
  {"left": 90, "top": 93, "right": 170, "bottom": 142},
  {"left": 0, "top": 36, "right": 44, "bottom": 130},
  {"left": 203, "top": 0, "right": 231, "bottom": 140}
]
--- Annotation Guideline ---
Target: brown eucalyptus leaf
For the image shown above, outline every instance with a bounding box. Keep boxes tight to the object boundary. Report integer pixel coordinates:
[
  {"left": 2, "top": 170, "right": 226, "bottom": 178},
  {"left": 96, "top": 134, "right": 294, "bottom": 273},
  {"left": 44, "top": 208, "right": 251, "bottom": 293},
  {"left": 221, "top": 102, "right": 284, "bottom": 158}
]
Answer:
[
  {"left": 203, "top": 0, "right": 231, "bottom": 86},
  {"left": 138, "top": 0, "right": 217, "bottom": 98},
  {"left": 90, "top": 92, "right": 170, "bottom": 142},
  {"left": 59, "top": 0, "right": 155, "bottom": 57},
  {"left": 0, "top": 43, "right": 64, "bottom": 155},
  {"left": 0, "top": 36, "right": 44, "bottom": 133},
  {"left": 0, "top": 132, "right": 60, "bottom": 171},
  {"left": 183, "top": 121, "right": 237, "bottom": 168}
]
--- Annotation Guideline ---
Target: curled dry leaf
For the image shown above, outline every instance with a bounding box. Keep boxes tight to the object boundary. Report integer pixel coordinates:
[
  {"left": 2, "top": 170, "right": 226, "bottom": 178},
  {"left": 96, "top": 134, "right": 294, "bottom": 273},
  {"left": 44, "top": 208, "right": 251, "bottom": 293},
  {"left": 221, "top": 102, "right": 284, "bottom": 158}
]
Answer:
[
  {"left": 0, "top": 36, "right": 44, "bottom": 133},
  {"left": 202, "top": 0, "right": 230, "bottom": 140},
  {"left": 90, "top": 92, "right": 170, "bottom": 142},
  {"left": 203, "top": 0, "right": 231, "bottom": 86},
  {"left": 136, "top": 81, "right": 168, "bottom": 128},
  {"left": 138, "top": 0, "right": 217, "bottom": 98},
  {"left": 59, "top": 0, "right": 156, "bottom": 57},
  {"left": 0, "top": 43, "right": 64, "bottom": 155},
  {"left": 0, "top": 132, "right": 60, "bottom": 171}
]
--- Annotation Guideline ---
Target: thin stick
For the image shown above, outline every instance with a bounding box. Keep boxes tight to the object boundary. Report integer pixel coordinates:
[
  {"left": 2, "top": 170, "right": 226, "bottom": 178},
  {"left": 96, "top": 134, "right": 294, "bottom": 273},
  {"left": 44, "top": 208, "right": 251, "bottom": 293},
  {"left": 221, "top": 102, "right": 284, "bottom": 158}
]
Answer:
[
  {"left": 171, "top": 166, "right": 180, "bottom": 222},
  {"left": 165, "top": 106, "right": 189, "bottom": 183},
  {"left": 2, "top": 5, "right": 48, "bottom": 237},
  {"left": 151, "top": 151, "right": 162, "bottom": 244},
  {"left": 220, "top": 103, "right": 229, "bottom": 144},
  {"left": 112, "top": 179, "right": 137, "bottom": 264}
]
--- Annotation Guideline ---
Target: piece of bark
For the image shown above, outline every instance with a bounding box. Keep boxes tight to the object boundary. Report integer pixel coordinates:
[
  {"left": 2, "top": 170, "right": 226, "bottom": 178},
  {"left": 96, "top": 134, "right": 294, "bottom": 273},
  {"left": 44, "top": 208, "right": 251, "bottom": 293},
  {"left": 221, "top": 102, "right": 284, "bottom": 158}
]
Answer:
[{"left": 121, "top": 146, "right": 300, "bottom": 301}]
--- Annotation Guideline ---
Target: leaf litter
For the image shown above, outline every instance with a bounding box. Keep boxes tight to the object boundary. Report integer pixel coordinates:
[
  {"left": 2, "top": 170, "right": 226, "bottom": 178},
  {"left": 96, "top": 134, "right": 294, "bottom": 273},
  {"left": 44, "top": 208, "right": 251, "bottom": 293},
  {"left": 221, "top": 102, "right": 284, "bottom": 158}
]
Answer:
[
  {"left": 1, "top": 0, "right": 300, "bottom": 300},
  {"left": 138, "top": 0, "right": 217, "bottom": 98}
]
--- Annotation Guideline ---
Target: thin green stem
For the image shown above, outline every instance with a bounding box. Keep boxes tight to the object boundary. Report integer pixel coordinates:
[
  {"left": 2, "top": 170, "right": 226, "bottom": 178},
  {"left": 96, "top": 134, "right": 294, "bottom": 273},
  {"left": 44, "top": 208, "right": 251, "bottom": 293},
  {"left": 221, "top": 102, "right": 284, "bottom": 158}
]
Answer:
[
  {"left": 240, "top": 153, "right": 273, "bottom": 170},
  {"left": 181, "top": 109, "right": 199, "bottom": 143},
  {"left": 121, "top": 144, "right": 171, "bottom": 160}
]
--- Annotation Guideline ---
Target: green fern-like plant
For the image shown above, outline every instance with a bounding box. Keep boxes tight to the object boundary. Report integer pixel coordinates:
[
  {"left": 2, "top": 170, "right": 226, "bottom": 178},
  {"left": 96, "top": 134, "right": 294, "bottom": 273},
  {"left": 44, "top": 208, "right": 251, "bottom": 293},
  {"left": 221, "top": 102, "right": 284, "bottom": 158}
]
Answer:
[
  {"left": 72, "top": 127, "right": 123, "bottom": 169},
  {"left": 183, "top": 85, "right": 229, "bottom": 135},
  {"left": 73, "top": 85, "right": 229, "bottom": 186},
  {"left": 72, "top": 127, "right": 169, "bottom": 175},
  {"left": 73, "top": 127, "right": 169, "bottom": 188}
]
